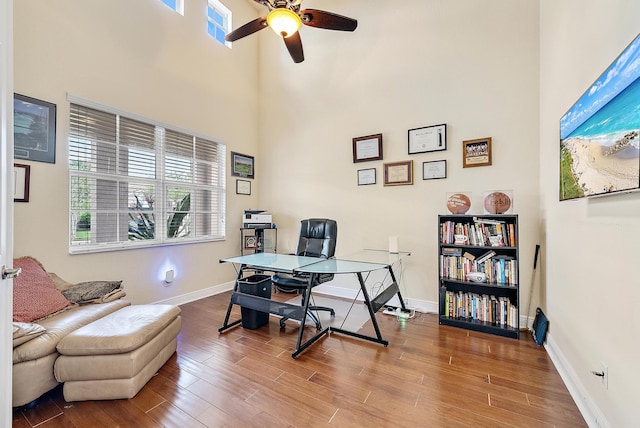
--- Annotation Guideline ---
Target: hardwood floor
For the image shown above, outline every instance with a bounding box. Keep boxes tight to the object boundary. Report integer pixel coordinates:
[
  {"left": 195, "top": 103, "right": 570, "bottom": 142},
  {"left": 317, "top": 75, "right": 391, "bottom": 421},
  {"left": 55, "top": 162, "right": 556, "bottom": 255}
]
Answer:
[{"left": 13, "top": 291, "right": 586, "bottom": 427}]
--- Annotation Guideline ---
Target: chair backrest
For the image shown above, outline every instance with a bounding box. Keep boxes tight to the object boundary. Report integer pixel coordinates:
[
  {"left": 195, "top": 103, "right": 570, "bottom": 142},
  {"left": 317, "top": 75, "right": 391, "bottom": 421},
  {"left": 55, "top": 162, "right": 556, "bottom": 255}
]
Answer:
[{"left": 295, "top": 219, "right": 337, "bottom": 259}]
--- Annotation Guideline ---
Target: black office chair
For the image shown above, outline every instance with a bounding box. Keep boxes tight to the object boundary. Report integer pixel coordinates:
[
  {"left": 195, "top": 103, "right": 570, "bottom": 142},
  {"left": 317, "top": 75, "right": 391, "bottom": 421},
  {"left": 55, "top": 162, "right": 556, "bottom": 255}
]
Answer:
[{"left": 272, "top": 218, "right": 337, "bottom": 329}]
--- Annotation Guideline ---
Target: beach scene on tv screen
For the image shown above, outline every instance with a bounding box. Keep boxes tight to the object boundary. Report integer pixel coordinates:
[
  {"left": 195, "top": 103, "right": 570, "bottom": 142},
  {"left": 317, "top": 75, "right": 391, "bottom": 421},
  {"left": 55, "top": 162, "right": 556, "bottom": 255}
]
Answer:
[{"left": 560, "top": 34, "right": 640, "bottom": 200}]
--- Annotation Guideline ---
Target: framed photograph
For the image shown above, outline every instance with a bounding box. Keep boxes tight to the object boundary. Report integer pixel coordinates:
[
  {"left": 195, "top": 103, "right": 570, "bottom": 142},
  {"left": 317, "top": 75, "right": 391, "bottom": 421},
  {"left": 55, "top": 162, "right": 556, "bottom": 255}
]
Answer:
[
  {"left": 244, "top": 235, "right": 257, "bottom": 249},
  {"left": 236, "top": 179, "right": 251, "bottom": 195},
  {"left": 408, "top": 124, "right": 446, "bottom": 154},
  {"left": 463, "top": 137, "right": 492, "bottom": 168},
  {"left": 423, "top": 160, "right": 447, "bottom": 180},
  {"left": 231, "top": 152, "right": 255, "bottom": 179},
  {"left": 13, "top": 163, "right": 30, "bottom": 202},
  {"left": 352, "top": 133, "right": 383, "bottom": 163},
  {"left": 357, "top": 168, "right": 376, "bottom": 185},
  {"left": 383, "top": 160, "right": 413, "bottom": 186},
  {"left": 14, "top": 93, "right": 57, "bottom": 164}
]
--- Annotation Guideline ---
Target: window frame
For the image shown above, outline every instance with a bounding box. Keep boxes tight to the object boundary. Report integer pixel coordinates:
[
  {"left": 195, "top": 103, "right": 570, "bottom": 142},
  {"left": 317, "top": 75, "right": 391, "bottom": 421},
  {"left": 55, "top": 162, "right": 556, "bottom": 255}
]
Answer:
[
  {"left": 67, "top": 95, "right": 226, "bottom": 255},
  {"left": 207, "top": 0, "right": 233, "bottom": 48}
]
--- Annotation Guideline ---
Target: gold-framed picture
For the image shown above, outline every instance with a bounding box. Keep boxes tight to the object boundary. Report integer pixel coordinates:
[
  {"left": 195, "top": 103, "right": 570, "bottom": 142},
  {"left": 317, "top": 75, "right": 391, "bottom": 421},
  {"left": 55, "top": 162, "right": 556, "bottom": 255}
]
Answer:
[
  {"left": 463, "top": 137, "right": 492, "bottom": 168},
  {"left": 383, "top": 160, "right": 413, "bottom": 186}
]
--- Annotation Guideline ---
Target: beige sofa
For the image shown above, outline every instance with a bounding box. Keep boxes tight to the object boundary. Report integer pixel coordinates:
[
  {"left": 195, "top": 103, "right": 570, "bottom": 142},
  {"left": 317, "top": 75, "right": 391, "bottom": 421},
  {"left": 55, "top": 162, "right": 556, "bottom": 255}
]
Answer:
[
  {"left": 12, "top": 257, "right": 130, "bottom": 407},
  {"left": 13, "top": 299, "right": 130, "bottom": 407}
]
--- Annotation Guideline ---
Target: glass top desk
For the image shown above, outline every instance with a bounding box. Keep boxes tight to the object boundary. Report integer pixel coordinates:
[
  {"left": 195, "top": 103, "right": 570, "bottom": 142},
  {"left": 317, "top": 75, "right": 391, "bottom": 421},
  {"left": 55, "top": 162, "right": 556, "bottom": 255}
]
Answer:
[{"left": 219, "top": 250, "right": 409, "bottom": 358}]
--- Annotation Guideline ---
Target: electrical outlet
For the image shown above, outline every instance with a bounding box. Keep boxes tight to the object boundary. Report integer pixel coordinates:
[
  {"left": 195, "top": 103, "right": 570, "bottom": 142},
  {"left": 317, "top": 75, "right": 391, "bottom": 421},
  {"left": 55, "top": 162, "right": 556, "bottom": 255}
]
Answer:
[{"left": 600, "top": 362, "right": 608, "bottom": 389}]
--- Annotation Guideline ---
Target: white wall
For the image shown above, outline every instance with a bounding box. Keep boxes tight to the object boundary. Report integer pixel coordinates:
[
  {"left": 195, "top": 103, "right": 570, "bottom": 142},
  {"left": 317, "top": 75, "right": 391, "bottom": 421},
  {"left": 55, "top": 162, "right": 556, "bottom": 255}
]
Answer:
[
  {"left": 13, "top": 0, "right": 260, "bottom": 304},
  {"left": 257, "top": 0, "right": 541, "bottom": 311},
  {"left": 540, "top": 1, "right": 640, "bottom": 427}
]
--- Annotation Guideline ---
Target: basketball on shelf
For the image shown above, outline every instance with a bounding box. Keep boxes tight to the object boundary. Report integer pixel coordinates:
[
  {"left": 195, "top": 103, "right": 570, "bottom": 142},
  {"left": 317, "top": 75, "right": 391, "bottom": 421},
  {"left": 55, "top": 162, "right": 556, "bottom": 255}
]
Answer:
[
  {"left": 446, "top": 193, "right": 471, "bottom": 214},
  {"left": 484, "top": 191, "right": 511, "bottom": 214}
]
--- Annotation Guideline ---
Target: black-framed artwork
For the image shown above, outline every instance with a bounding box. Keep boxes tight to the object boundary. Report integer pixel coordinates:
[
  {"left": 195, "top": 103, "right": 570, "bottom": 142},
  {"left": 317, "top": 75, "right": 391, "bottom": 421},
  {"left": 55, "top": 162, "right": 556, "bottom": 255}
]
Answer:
[
  {"left": 236, "top": 179, "right": 251, "bottom": 195},
  {"left": 231, "top": 151, "right": 255, "bottom": 179},
  {"left": 14, "top": 93, "right": 57, "bottom": 164},
  {"left": 423, "top": 160, "right": 447, "bottom": 180},
  {"left": 357, "top": 168, "right": 376, "bottom": 185},
  {"left": 408, "top": 124, "right": 446, "bottom": 154}
]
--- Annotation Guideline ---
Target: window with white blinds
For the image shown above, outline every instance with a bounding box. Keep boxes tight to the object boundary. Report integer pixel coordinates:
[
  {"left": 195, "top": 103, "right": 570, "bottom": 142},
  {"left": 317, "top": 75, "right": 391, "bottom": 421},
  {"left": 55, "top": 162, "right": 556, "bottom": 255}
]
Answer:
[{"left": 69, "top": 101, "right": 226, "bottom": 253}]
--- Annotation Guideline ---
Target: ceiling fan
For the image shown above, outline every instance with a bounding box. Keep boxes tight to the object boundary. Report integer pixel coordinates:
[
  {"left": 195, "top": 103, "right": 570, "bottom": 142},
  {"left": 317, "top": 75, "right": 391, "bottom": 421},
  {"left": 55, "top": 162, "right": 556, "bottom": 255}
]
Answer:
[{"left": 226, "top": 0, "right": 358, "bottom": 63}]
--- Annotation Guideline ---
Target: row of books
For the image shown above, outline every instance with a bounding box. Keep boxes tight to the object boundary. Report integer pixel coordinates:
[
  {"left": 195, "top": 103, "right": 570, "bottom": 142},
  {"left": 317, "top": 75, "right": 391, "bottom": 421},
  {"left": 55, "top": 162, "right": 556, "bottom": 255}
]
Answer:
[
  {"left": 440, "top": 253, "right": 518, "bottom": 285},
  {"left": 441, "top": 218, "right": 516, "bottom": 247},
  {"left": 441, "top": 288, "right": 518, "bottom": 328}
]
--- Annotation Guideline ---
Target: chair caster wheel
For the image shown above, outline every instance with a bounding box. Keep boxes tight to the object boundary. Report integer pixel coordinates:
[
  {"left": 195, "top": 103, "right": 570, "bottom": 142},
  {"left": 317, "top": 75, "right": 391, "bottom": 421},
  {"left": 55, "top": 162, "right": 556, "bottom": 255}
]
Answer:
[{"left": 280, "top": 320, "right": 286, "bottom": 329}]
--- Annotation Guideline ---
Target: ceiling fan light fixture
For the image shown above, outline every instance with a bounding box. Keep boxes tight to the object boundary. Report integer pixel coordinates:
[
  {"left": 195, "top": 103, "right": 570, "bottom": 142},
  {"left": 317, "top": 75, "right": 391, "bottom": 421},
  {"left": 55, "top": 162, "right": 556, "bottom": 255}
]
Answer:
[{"left": 267, "top": 8, "right": 301, "bottom": 38}]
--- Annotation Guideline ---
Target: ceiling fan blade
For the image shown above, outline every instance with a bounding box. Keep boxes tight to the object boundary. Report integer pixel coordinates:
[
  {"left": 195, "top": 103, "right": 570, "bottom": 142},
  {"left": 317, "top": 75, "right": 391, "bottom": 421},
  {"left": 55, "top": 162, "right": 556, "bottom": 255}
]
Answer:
[
  {"left": 300, "top": 9, "right": 358, "bottom": 32},
  {"left": 225, "top": 17, "right": 268, "bottom": 42},
  {"left": 283, "top": 32, "right": 304, "bottom": 63}
]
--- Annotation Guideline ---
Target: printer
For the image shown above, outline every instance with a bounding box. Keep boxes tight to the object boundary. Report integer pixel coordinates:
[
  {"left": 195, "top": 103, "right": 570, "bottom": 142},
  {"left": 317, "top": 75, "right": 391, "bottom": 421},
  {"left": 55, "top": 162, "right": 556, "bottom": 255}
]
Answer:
[{"left": 242, "top": 210, "right": 273, "bottom": 229}]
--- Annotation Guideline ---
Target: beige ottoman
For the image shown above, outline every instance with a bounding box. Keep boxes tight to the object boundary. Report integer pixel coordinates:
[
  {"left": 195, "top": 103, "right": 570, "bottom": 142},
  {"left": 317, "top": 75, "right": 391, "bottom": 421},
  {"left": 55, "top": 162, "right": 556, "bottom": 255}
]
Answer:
[{"left": 54, "top": 304, "right": 181, "bottom": 401}]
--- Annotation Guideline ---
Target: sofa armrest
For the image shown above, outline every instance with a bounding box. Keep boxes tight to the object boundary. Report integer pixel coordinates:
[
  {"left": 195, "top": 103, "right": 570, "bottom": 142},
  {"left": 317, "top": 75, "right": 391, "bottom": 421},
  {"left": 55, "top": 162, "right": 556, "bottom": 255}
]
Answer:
[{"left": 13, "top": 322, "right": 46, "bottom": 347}]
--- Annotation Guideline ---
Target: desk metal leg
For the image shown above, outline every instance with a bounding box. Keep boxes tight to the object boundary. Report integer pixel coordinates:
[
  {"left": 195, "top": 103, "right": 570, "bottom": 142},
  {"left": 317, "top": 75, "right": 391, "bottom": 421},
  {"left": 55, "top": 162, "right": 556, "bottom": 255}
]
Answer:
[
  {"left": 387, "top": 265, "right": 407, "bottom": 310},
  {"left": 292, "top": 272, "right": 330, "bottom": 358},
  {"left": 218, "top": 264, "right": 245, "bottom": 333},
  {"left": 329, "top": 272, "right": 389, "bottom": 347}
]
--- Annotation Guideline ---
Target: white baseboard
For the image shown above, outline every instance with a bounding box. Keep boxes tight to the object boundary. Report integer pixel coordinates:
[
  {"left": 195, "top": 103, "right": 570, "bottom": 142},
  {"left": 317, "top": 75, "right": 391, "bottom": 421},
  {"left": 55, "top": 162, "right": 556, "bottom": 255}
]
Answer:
[
  {"left": 544, "top": 332, "right": 609, "bottom": 428},
  {"left": 153, "top": 281, "right": 235, "bottom": 306},
  {"left": 312, "top": 284, "right": 438, "bottom": 313}
]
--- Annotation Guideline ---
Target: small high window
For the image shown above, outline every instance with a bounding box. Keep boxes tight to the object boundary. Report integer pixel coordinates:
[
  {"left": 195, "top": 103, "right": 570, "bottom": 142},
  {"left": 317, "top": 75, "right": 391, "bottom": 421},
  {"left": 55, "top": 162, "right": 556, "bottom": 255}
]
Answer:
[
  {"left": 161, "top": 0, "right": 184, "bottom": 15},
  {"left": 208, "top": 0, "right": 232, "bottom": 48}
]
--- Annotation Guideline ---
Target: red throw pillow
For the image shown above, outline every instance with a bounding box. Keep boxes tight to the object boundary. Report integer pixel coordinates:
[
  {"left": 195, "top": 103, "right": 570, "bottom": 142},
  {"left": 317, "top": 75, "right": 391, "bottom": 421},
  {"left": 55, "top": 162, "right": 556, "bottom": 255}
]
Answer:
[{"left": 13, "top": 257, "right": 71, "bottom": 322}]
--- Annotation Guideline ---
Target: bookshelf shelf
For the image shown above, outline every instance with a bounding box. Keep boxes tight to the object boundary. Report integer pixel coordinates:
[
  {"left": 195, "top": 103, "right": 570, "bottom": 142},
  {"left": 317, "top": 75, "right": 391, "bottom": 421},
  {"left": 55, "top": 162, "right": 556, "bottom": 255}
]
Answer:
[
  {"left": 438, "top": 214, "right": 520, "bottom": 339},
  {"left": 439, "top": 316, "right": 520, "bottom": 338}
]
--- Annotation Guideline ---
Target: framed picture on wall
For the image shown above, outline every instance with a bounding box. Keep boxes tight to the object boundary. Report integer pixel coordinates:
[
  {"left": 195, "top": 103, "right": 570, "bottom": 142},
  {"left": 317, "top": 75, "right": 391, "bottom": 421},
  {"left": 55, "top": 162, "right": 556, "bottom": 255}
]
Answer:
[
  {"left": 13, "top": 163, "right": 30, "bottom": 202},
  {"left": 231, "top": 152, "right": 255, "bottom": 179},
  {"left": 463, "top": 137, "right": 492, "bottom": 168},
  {"left": 236, "top": 179, "right": 251, "bottom": 195},
  {"left": 408, "top": 124, "right": 447, "bottom": 154},
  {"left": 14, "top": 93, "right": 57, "bottom": 164},
  {"left": 352, "top": 133, "right": 383, "bottom": 163},
  {"left": 357, "top": 168, "right": 376, "bottom": 185},
  {"left": 423, "top": 160, "right": 447, "bottom": 180},
  {"left": 383, "top": 160, "right": 413, "bottom": 186}
]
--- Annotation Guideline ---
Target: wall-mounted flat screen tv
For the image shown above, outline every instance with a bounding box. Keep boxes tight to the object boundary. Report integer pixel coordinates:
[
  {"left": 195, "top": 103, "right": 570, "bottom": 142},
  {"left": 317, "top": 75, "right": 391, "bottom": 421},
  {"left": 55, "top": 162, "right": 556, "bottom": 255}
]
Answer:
[{"left": 560, "top": 33, "right": 640, "bottom": 201}]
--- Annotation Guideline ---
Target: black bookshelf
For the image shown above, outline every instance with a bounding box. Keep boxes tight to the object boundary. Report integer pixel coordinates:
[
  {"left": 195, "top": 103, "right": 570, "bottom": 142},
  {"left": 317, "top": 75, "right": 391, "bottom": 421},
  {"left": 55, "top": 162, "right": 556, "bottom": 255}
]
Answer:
[{"left": 438, "top": 214, "right": 520, "bottom": 339}]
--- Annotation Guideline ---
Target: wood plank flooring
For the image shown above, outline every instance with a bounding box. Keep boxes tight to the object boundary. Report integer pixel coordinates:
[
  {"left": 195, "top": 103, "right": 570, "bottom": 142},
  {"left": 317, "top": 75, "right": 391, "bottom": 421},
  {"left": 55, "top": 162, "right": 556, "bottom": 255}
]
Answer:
[{"left": 13, "top": 291, "right": 586, "bottom": 427}]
